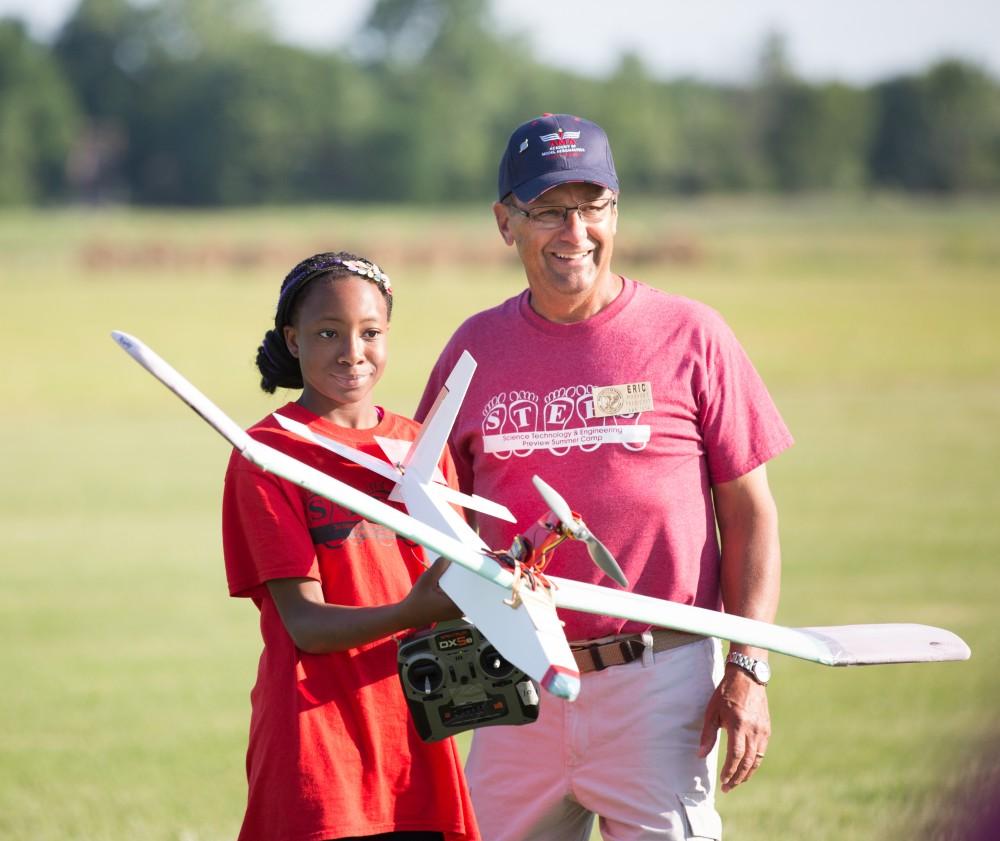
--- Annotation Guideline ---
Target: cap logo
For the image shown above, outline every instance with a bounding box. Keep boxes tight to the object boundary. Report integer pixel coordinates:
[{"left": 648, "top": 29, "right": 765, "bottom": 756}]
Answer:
[
  {"left": 539, "top": 129, "right": 584, "bottom": 158},
  {"left": 519, "top": 137, "right": 529, "bottom": 153}
]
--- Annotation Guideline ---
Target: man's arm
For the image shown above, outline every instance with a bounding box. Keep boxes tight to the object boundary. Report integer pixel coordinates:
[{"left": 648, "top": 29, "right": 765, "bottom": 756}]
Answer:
[{"left": 698, "top": 463, "right": 781, "bottom": 792}]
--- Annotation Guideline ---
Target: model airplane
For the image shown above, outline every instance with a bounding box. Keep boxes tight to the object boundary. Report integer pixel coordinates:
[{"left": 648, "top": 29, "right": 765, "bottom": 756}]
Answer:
[{"left": 111, "top": 331, "right": 971, "bottom": 703}]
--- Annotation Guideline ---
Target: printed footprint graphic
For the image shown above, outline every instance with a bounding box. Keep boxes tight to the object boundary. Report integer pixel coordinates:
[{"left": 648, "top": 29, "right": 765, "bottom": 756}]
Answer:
[
  {"left": 543, "top": 387, "right": 575, "bottom": 456},
  {"left": 507, "top": 390, "right": 538, "bottom": 457},
  {"left": 575, "top": 385, "right": 605, "bottom": 452},
  {"left": 482, "top": 393, "right": 512, "bottom": 460}
]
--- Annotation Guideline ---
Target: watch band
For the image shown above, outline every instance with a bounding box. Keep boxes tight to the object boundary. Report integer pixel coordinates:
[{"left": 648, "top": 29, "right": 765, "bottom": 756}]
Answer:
[{"left": 726, "top": 651, "right": 771, "bottom": 685}]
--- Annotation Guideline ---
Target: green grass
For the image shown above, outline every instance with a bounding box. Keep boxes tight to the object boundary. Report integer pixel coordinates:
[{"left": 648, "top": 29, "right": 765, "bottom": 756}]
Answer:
[{"left": 1, "top": 197, "right": 998, "bottom": 840}]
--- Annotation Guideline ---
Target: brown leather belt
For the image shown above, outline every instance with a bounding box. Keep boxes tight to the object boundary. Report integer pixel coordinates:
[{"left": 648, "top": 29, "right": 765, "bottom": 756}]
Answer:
[{"left": 571, "top": 629, "right": 705, "bottom": 674}]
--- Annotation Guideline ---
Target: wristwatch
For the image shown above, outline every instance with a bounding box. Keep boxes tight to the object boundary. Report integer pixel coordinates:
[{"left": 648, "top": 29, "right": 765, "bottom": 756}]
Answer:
[{"left": 726, "top": 652, "right": 771, "bottom": 686}]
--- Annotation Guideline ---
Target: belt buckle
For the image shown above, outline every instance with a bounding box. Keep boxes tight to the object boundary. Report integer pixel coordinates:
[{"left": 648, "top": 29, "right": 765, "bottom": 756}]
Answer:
[
  {"left": 619, "top": 636, "right": 645, "bottom": 664},
  {"left": 595, "top": 637, "right": 644, "bottom": 672}
]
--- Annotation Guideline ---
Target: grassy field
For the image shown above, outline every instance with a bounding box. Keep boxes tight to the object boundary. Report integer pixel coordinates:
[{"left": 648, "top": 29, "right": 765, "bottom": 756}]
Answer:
[{"left": 1, "top": 197, "right": 998, "bottom": 840}]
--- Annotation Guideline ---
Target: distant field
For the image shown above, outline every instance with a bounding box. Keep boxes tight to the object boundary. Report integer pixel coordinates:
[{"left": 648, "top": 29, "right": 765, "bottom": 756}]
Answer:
[{"left": 1, "top": 197, "right": 998, "bottom": 841}]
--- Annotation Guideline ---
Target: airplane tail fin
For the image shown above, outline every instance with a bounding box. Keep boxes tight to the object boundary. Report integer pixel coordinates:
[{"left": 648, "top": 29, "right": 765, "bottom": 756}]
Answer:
[{"left": 403, "top": 351, "right": 477, "bottom": 482}]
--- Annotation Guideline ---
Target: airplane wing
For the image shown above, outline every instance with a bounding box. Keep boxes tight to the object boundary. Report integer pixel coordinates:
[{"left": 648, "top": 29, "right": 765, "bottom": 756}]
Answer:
[
  {"left": 273, "top": 406, "right": 515, "bottom": 523},
  {"left": 111, "top": 331, "right": 972, "bottom": 679},
  {"left": 272, "top": 411, "right": 403, "bottom": 483},
  {"left": 547, "top": 577, "right": 970, "bottom": 666}
]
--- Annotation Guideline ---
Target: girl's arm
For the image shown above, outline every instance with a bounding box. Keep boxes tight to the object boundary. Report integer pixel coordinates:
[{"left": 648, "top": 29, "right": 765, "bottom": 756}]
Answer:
[{"left": 266, "top": 558, "right": 463, "bottom": 653}]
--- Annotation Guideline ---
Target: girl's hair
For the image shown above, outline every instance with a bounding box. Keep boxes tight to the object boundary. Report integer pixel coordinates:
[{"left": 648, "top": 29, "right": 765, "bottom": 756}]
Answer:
[{"left": 256, "top": 251, "right": 393, "bottom": 394}]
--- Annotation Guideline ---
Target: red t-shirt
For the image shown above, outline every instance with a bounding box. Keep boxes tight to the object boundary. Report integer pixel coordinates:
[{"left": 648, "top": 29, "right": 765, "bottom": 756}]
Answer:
[{"left": 222, "top": 403, "right": 479, "bottom": 841}]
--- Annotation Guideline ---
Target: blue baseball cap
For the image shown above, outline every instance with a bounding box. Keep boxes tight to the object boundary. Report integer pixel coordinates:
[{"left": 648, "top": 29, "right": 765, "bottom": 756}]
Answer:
[{"left": 498, "top": 113, "right": 619, "bottom": 203}]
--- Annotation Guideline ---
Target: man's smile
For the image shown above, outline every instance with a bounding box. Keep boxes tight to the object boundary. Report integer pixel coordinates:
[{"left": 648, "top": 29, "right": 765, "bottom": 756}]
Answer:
[{"left": 551, "top": 249, "right": 594, "bottom": 262}]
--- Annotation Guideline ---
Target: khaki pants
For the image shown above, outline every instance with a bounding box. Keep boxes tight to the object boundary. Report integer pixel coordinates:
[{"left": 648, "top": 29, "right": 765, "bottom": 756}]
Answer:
[{"left": 465, "top": 637, "right": 723, "bottom": 841}]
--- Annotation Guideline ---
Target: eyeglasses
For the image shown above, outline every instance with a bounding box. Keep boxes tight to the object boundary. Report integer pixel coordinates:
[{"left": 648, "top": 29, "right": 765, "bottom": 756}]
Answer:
[{"left": 504, "top": 196, "right": 617, "bottom": 229}]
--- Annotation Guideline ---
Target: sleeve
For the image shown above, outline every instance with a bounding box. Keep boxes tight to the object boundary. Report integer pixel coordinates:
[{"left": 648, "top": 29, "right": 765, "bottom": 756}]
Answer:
[
  {"left": 696, "top": 312, "right": 794, "bottom": 485},
  {"left": 221, "top": 451, "right": 320, "bottom": 598}
]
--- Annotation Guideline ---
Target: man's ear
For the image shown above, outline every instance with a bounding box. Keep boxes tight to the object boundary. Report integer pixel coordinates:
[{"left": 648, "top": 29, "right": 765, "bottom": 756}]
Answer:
[
  {"left": 283, "top": 324, "right": 300, "bottom": 359},
  {"left": 493, "top": 202, "right": 515, "bottom": 246}
]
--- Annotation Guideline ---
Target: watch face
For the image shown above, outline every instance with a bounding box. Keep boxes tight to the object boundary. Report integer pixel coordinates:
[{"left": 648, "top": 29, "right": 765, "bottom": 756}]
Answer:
[{"left": 753, "top": 660, "right": 771, "bottom": 683}]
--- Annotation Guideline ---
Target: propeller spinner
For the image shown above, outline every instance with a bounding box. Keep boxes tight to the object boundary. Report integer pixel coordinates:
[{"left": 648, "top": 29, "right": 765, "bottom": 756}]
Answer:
[{"left": 531, "top": 475, "right": 630, "bottom": 588}]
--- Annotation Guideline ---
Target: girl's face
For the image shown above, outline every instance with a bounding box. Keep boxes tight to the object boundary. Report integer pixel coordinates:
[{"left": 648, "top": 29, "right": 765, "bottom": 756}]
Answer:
[{"left": 283, "top": 276, "right": 389, "bottom": 428}]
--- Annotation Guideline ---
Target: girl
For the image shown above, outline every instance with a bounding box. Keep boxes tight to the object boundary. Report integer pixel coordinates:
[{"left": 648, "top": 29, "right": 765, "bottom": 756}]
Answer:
[{"left": 222, "top": 252, "right": 480, "bottom": 841}]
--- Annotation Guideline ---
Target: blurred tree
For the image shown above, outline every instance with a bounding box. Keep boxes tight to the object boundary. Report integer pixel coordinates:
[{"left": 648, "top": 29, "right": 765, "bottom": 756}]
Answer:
[
  {"left": 922, "top": 60, "right": 1000, "bottom": 191},
  {"left": 147, "top": 0, "right": 270, "bottom": 56},
  {"left": 868, "top": 75, "right": 931, "bottom": 191},
  {"left": 359, "top": 0, "right": 536, "bottom": 201},
  {"left": 54, "top": 0, "right": 158, "bottom": 199},
  {"left": 762, "top": 81, "right": 872, "bottom": 191},
  {"left": 53, "top": 0, "right": 145, "bottom": 120},
  {"left": 53, "top": 0, "right": 277, "bottom": 202},
  {"left": 2, "top": 0, "right": 996, "bottom": 205},
  {"left": 129, "top": 42, "right": 375, "bottom": 204},
  {"left": 754, "top": 32, "right": 873, "bottom": 191},
  {"left": 595, "top": 53, "right": 681, "bottom": 194},
  {"left": 869, "top": 60, "right": 1000, "bottom": 191},
  {"left": 663, "top": 80, "right": 766, "bottom": 193},
  {"left": 0, "top": 20, "right": 80, "bottom": 203}
]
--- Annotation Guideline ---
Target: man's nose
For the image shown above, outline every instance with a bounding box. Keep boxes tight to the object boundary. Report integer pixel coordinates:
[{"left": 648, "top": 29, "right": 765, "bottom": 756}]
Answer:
[{"left": 561, "top": 207, "right": 590, "bottom": 237}]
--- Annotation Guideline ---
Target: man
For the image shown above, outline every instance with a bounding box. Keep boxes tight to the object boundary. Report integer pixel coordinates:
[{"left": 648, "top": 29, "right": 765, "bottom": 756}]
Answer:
[{"left": 415, "top": 113, "right": 793, "bottom": 841}]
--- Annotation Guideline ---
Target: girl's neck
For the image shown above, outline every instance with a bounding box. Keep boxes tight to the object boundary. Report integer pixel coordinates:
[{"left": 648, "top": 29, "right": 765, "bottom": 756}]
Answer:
[{"left": 297, "top": 395, "right": 383, "bottom": 430}]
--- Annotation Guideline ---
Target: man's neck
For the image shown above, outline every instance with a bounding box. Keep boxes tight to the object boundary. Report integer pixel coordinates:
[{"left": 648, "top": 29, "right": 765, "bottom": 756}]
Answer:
[{"left": 528, "top": 274, "right": 624, "bottom": 324}]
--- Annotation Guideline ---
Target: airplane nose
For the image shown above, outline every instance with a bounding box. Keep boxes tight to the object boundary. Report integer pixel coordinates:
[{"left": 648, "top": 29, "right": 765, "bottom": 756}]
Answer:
[{"left": 541, "top": 666, "right": 581, "bottom": 701}]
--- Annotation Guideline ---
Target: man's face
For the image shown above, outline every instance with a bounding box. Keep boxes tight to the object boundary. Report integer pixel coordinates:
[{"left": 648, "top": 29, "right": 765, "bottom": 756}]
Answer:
[{"left": 494, "top": 182, "right": 618, "bottom": 305}]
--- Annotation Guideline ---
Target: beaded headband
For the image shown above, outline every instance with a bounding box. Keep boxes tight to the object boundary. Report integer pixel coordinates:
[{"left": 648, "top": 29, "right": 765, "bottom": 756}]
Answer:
[
  {"left": 278, "top": 254, "right": 392, "bottom": 307},
  {"left": 274, "top": 253, "right": 393, "bottom": 333},
  {"left": 338, "top": 258, "right": 392, "bottom": 294}
]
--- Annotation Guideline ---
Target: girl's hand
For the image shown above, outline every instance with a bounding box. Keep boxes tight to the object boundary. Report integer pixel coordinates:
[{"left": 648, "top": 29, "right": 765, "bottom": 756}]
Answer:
[{"left": 398, "top": 558, "right": 464, "bottom": 629}]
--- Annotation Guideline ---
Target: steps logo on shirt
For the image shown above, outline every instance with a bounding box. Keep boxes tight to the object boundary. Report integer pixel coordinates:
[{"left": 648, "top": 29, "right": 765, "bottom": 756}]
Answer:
[{"left": 481, "top": 384, "right": 650, "bottom": 459}]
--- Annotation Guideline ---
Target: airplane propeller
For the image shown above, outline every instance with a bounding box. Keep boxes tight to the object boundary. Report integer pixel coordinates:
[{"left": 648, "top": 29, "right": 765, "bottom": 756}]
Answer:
[{"left": 531, "top": 475, "right": 630, "bottom": 588}]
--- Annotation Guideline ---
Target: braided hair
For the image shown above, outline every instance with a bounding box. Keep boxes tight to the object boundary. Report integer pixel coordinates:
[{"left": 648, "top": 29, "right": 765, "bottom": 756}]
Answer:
[{"left": 256, "top": 251, "right": 393, "bottom": 394}]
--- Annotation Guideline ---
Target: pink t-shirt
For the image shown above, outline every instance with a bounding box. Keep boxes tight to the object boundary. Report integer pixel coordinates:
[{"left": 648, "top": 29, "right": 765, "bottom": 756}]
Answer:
[{"left": 416, "top": 278, "right": 793, "bottom": 641}]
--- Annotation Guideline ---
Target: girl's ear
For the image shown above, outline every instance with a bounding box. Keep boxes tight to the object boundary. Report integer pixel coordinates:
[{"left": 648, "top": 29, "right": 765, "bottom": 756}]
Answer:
[{"left": 283, "top": 325, "right": 300, "bottom": 358}]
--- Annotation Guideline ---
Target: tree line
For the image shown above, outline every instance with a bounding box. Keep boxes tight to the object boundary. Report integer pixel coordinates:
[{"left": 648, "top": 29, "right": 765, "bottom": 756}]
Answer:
[{"left": 2, "top": 0, "right": 1000, "bottom": 206}]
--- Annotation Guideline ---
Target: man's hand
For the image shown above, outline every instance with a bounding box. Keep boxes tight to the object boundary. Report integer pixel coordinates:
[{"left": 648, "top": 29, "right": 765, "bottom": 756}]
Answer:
[
  {"left": 706, "top": 464, "right": 779, "bottom": 792},
  {"left": 698, "top": 666, "right": 771, "bottom": 792}
]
